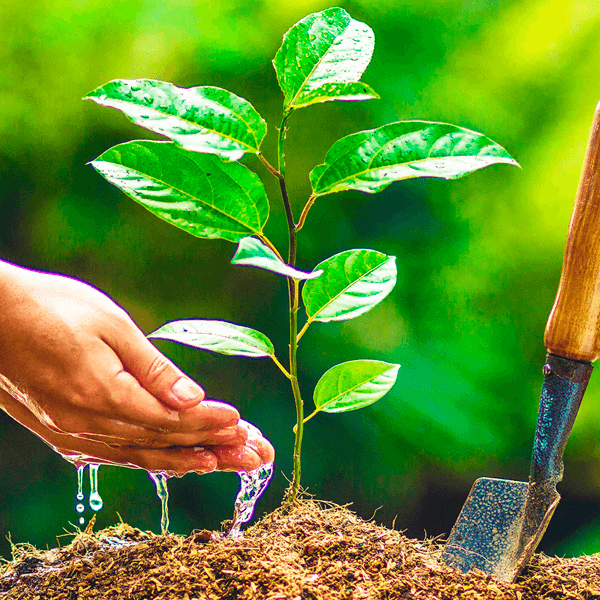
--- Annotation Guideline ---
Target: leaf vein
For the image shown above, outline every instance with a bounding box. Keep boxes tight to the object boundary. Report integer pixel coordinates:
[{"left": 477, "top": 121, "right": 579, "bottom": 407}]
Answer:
[
  {"left": 104, "top": 157, "right": 264, "bottom": 236},
  {"left": 308, "top": 257, "right": 391, "bottom": 320},
  {"left": 319, "top": 369, "right": 390, "bottom": 410}
]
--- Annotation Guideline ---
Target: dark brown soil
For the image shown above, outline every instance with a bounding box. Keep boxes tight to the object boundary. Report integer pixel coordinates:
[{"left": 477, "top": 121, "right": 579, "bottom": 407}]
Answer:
[{"left": 1, "top": 500, "right": 599, "bottom": 599}]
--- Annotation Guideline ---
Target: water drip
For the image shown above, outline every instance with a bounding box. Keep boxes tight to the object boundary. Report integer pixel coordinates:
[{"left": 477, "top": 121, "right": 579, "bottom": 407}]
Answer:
[
  {"left": 228, "top": 462, "right": 274, "bottom": 538},
  {"left": 75, "top": 464, "right": 86, "bottom": 526},
  {"left": 89, "top": 464, "right": 103, "bottom": 512},
  {"left": 149, "top": 472, "right": 170, "bottom": 534}
]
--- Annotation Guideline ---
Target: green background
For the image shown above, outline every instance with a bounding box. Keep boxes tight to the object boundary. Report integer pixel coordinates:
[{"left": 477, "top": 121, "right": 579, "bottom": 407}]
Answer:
[{"left": 1, "top": 0, "right": 600, "bottom": 559}]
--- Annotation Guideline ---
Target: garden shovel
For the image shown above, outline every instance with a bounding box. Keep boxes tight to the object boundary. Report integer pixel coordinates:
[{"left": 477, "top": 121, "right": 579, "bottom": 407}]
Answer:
[{"left": 442, "top": 101, "right": 600, "bottom": 582}]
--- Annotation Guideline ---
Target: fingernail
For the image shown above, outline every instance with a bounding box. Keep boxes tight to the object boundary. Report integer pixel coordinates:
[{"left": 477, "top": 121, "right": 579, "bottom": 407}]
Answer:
[
  {"left": 239, "top": 420, "right": 261, "bottom": 437},
  {"left": 171, "top": 378, "right": 204, "bottom": 402},
  {"left": 212, "top": 426, "right": 239, "bottom": 439}
]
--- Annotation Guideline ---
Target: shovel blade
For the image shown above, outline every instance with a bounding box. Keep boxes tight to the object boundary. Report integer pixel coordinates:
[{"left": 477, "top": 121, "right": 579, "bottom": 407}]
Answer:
[{"left": 442, "top": 477, "right": 558, "bottom": 582}]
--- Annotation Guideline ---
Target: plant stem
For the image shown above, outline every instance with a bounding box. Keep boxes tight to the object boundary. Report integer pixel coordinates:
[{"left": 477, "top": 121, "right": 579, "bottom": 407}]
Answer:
[
  {"left": 278, "top": 112, "right": 291, "bottom": 176},
  {"left": 287, "top": 279, "right": 303, "bottom": 502},
  {"left": 300, "top": 406, "right": 319, "bottom": 426},
  {"left": 278, "top": 115, "right": 295, "bottom": 259},
  {"left": 276, "top": 111, "right": 305, "bottom": 503}
]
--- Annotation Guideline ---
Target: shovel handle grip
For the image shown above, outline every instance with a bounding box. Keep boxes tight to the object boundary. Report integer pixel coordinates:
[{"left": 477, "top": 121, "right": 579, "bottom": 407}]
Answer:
[{"left": 545, "top": 102, "right": 600, "bottom": 362}]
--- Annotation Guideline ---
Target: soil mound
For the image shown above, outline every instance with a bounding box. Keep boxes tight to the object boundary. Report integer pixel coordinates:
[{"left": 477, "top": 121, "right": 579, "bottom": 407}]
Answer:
[{"left": 1, "top": 500, "right": 599, "bottom": 599}]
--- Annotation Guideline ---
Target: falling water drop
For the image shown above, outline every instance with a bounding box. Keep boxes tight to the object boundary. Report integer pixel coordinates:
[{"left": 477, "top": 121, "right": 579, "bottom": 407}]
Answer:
[
  {"left": 89, "top": 464, "right": 103, "bottom": 512},
  {"left": 75, "top": 464, "right": 86, "bottom": 525},
  {"left": 149, "top": 472, "right": 170, "bottom": 534},
  {"left": 228, "top": 462, "right": 274, "bottom": 538}
]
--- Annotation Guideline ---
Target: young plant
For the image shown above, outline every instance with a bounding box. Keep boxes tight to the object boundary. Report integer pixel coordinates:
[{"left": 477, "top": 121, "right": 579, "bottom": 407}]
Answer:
[{"left": 85, "top": 7, "right": 518, "bottom": 502}]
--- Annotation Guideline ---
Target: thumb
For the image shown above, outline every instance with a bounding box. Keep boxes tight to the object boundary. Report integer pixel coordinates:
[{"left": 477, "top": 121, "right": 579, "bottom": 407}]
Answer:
[{"left": 110, "top": 321, "right": 205, "bottom": 410}]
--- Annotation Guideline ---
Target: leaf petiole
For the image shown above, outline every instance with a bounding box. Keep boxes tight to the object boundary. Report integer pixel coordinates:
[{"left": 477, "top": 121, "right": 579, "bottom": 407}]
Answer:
[
  {"left": 271, "top": 355, "right": 292, "bottom": 379},
  {"left": 296, "top": 194, "right": 316, "bottom": 231},
  {"left": 302, "top": 407, "right": 319, "bottom": 425},
  {"left": 296, "top": 320, "right": 310, "bottom": 342},
  {"left": 258, "top": 234, "right": 284, "bottom": 263},
  {"left": 292, "top": 407, "right": 319, "bottom": 433},
  {"left": 257, "top": 152, "right": 282, "bottom": 180}
]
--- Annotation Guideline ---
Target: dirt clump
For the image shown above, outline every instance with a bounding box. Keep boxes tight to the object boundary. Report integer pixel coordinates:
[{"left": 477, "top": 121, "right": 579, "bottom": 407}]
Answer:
[{"left": 1, "top": 499, "right": 599, "bottom": 599}]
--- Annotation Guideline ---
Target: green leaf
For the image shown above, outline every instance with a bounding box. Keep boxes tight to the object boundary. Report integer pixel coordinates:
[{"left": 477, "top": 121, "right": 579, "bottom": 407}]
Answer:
[
  {"left": 314, "top": 360, "right": 400, "bottom": 413},
  {"left": 273, "top": 7, "right": 377, "bottom": 111},
  {"left": 85, "top": 80, "right": 267, "bottom": 160},
  {"left": 231, "top": 237, "right": 322, "bottom": 280},
  {"left": 148, "top": 320, "right": 274, "bottom": 358},
  {"left": 302, "top": 249, "right": 396, "bottom": 323},
  {"left": 310, "top": 121, "right": 520, "bottom": 196},
  {"left": 90, "top": 141, "right": 269, "bottom": 242},
  {"left": 291, "top": 82, "right": 379, "bottom": 110}
]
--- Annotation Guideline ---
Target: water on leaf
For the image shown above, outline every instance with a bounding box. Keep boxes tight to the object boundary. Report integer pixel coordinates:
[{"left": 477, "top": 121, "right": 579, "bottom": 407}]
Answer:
[
  {"left": 149, "top": 471, "right": 170, "bottom": 534},
  {"left": 228, "top": 462, "right": 274, "bottom": 538},
  {"left": 89, "top": 464, "right": 103, "bottom": 512}
]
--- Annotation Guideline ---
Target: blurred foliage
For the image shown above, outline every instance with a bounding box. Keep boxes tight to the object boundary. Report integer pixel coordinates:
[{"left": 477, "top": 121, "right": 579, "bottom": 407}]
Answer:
[{"left": 2, "top": 0, "right": 600, "bottom": 559}]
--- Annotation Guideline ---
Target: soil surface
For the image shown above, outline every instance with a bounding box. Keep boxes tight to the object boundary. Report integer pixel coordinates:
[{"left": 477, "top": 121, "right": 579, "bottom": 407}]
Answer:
[{"left": 1, "top": 499, "right": 599, "bottom": 599}]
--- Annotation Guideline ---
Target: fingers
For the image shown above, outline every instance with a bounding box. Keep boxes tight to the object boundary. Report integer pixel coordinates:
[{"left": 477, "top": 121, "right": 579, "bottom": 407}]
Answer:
[
  {"left": 106, "top": 315, "right": 205, "bottom": 410},
  {"left": 61, "top": 444, "right": 220, "bottom": 477},
  {"left": 211, "top": 420, "right": 275, "bottom": 472},
  {"left": 107, "top": 446, "right": 219, "bottom": 476},
  {"left": 1, "top": 380, "right": 275, "bottom": 477},
  {"left": 106, "top": 369, "right": 240, "bottom": 433},
  {"left": 69, "top": 420, "right": 249, "bottom": 449},
  {"left": 0, "top": 389, "right": 221, "bottom": 476}
]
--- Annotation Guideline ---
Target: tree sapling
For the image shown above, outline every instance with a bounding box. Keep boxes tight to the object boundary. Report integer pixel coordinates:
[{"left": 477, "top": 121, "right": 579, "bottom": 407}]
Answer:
[{"left": 85, "top": 7, "right": 519, "bottom": 503}]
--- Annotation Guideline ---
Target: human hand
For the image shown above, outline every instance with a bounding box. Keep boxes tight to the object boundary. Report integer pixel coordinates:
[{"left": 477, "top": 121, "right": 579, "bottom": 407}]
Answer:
[{"left": 0, "top": 261, "right": 274, "bottom": 476}]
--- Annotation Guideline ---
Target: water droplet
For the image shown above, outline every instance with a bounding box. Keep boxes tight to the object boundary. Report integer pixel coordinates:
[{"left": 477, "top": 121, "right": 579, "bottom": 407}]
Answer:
[
  {"left": 228, "top": 462, "right": 274, "bottom": 538},
  {"left": 149, "top": 472, "right": 170, "bottom": 534},
  {"left": 79, "top": 517, "right": 85, "bottom": 526},
  {"left": 89, "top": 464, "right": 103, "bottom": 512},
  {"left": 75, "top": 464, "right": 86, "bottom": 519}
]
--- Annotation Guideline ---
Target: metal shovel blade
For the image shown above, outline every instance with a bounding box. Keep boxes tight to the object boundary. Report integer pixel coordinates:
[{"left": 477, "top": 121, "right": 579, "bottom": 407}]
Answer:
[
  {"left": 442, "top": 477, "right": 556, "bottom": 582},
  {"left": 442, "top": 354, "right": 593, "bottom": 582}
]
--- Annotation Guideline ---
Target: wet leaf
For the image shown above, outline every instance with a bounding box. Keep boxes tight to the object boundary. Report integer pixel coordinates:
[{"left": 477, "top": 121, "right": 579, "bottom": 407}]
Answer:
[
  {"left": 293, "top": 82, "right": 379, "bottom": 110},
  {"left": 90, "top": 141, "right": 269, "bottom": 243},
  {"left": 232, "top": 237, "right": 322, "bottom": 280},
  {"left": 273, "top": 7, "right": 377, "bottom": 111},
  {"left": 302, "top": 249, "right": 396, "bottom": 323},
  {"left": 148, "top": 320, "right": 274, "bottom": 358},
  {"left": 85, "top": 80, "right": 266, "bottom": 160},
  {"left": 314, "top": 360, "right": 400, "bottom": 413},
  {"left": 310, "top": 121, "right": 520, "bottom": 196}
]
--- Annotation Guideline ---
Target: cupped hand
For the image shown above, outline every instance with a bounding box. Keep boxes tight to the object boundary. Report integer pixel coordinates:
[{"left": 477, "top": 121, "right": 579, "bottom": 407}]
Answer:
[{"left": 0, "top": 261, "right": 274, "bottom": 475}]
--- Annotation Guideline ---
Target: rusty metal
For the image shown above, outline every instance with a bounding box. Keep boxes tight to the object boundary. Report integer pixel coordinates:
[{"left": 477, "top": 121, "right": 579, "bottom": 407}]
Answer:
[{"left": 442, "top": 353, "right": 593, "bottom": 582}]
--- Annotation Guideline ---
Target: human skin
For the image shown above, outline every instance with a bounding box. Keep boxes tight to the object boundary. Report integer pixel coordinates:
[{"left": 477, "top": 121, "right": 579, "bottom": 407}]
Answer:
[{"left": 0, "top": 260, "right": 274, "bottom": 476}]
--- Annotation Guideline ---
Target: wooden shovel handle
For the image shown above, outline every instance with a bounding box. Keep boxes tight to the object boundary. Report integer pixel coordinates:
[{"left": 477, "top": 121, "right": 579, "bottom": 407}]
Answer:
[{"left": 545, "top": 102, "right": 600, "bottom": 362}]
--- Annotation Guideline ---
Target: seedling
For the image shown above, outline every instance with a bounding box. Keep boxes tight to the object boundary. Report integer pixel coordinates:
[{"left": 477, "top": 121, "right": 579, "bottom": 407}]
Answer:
[{"left": 85, "top": 7, "right": 518, "bottom": 502}]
